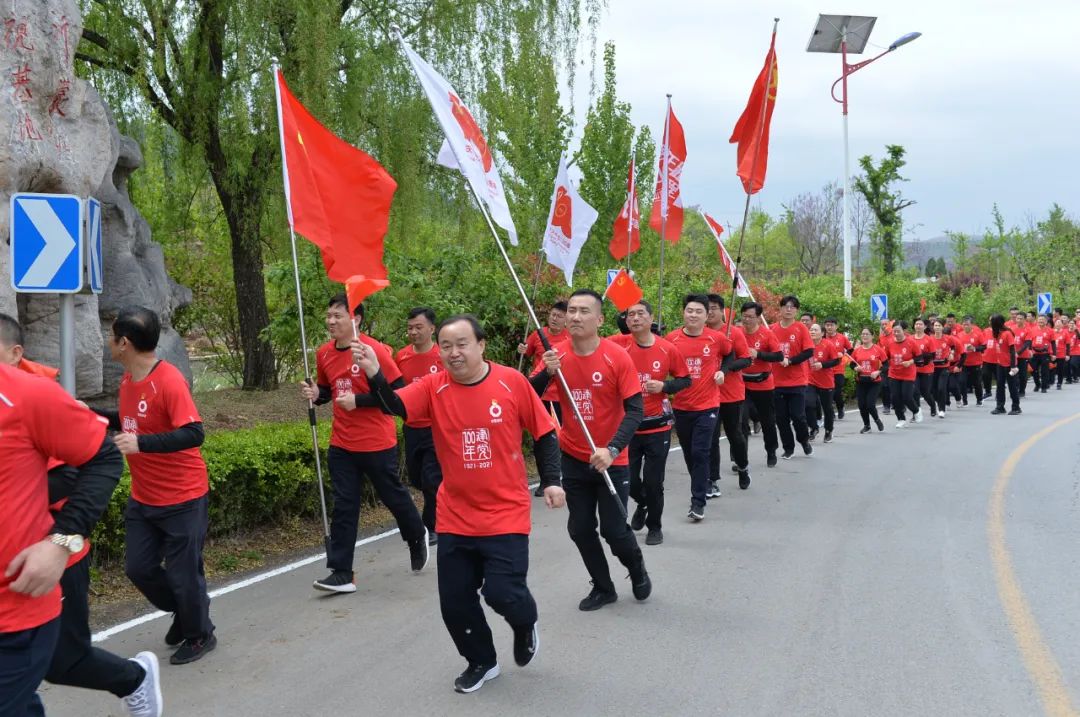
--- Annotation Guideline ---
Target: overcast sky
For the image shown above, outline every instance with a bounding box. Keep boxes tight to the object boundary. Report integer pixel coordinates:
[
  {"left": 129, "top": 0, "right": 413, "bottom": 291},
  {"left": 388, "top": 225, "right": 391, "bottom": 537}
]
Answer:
[{"left": 569, "top": 0, "right": 1080, "bottom": 241}]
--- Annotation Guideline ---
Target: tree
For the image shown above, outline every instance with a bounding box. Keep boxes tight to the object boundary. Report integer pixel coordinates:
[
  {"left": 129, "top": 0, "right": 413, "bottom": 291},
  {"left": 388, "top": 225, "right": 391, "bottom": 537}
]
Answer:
[
  {"left": 783, "top": 181, "right": 843, "bottom": 277},
  {"left": 853, "top": 145, "right": 915, "bottom": 275},
  {"left": 947, "top": 231, "right": 970, "bottom": 274}
]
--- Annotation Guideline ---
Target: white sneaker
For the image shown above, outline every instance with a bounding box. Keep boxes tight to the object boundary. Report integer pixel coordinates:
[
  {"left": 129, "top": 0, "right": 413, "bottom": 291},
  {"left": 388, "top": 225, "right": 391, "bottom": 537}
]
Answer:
[
  {"left": 913, "top": 410, "right": 924, "bottom": 423},
  {"left": 121, "top": 651, "right": 163, "bottom": 717},
  {"left": 895, "top": 420, "right": 907, "bottom": 429},
  {"left": 938, "top": 409, "right": 946, "bottom": 419}
]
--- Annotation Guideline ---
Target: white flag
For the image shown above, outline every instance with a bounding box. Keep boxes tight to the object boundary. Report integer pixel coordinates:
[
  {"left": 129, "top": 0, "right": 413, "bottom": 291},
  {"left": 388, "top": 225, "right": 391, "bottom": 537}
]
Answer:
[
  {"left": 398, "top": 37, "right": 518, "bottom": 244},
  {"left": 542, "top": 155, "right": 598, "bottom": 287}
]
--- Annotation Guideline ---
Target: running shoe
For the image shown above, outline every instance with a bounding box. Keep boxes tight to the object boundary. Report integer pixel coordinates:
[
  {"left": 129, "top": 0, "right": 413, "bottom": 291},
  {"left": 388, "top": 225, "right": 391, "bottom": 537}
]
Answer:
[
  {"left": 630, "top": 504, "right": 648, "bottom": 531},
  {"left": 170, "top": 632, "right": 216, "bottom": 665},
  {"left": 121, "top": 652, "right": 162, "bottom": 717},
  {"left": 781, "top": 449, "right": 794, "bottom": 460},
  {"left": 738, "top": 467, "right": 751, "bottom": 489},
  {"left": 313, "top": 570, "right": 356, "bottom": 593},
  {"left": 513, "top": 624, "right": 539, "bottom": 667},
  {"left": 860, "top": 426, "right": 871, "bottom": 434},
  {"left": 766, "top": 453, "right": 778, "bottom": 468},
  {"left": 628, "top": 556, "right": 652, "bottom": 601},
  {"left": 1008, "top": 408, "right": 1022, "bottom": 415},
  {"left": 823, "top": 431, "right": 833, "bottom": 443},
  {"left": 578, "top": 584, "right": 618, "bottom": 611},
  {"left": 688, "top": 503, "right": 705, "bottom": 522},
  {"left": 645, "top": 529, "right": 664, "bottom": 545},
  {"left": 913, "top": 410, "right": 924, "bottom": 424},
  {"left": 801, "top": 440, "right": 814, "bottom": 456},
  {"left": 454, "top": 663, "right": 500, "bottom": 693},
  {"left": 706, "top": 481, "right": 722, "bottom": 499},
  {"left": 895, "top": 420, "right": 907, "bottom": 429},
  {"left": 409, "top": 529, "right": 430, "bottom": 572}
]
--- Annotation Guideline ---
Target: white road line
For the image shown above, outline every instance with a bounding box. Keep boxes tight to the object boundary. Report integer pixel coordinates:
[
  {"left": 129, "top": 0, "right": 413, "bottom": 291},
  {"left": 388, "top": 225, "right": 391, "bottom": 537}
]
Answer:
[{"left": 93, "top": 440, "right": 703, "bottom": 642}]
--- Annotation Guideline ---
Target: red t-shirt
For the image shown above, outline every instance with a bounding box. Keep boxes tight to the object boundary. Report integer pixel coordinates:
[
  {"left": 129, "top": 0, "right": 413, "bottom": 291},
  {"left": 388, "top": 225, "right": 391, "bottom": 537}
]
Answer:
[
  {"left": 958, "top": 327, "right": 985, "bottom": 366},
  {"left": 1054, "top": 329, "right": 1069, "bottom": 358},
  {"left": 316, "top": 337, "right": 402, "bottom": 453},
  {"left": 397, "top": 363, "right": 554, "bottom": 536},
  {"left": 742, "top": 326, "right": 780, "bottom": 391},
  {"left": 912, "top": 334, "right": 936, "bottom": 375},
  {"left": 0, "top": 364, "right": 108, "bottom": 633},
  {"left": 120, "top": 361, "right": 209, "bottom": 507},
  {"left": 993, "top": 330, "right": 1016, "bottom": 367},
  {"left": 716, "top": 327, "right": 751, "bottom": 404},
  {"left": 809, "top": 339, "right": 839, "bottom": 390},
  {"left": 851, "top": 344, "right": 887, "bottom": 382},
  {"left": 932, "top": 335, "right": 952, "bottom": 364},
  {"left": 826, "top": 332, "right": 853, "bottom": 375},
  {"left": 552, "top": 339, "right": 641, "bottom": 465},
  {"left": 771, "top": 321, "right": 814, "bottom": 388},
  {"left": 664, "top": 328, "right": 733, "bottom": 411},
  {"left": 1015, "top": 325, "right": 1033, "bottom": 359},
  {"left": 609, "top": 334, "right": 687, "bottom": 434},
  {"left": 394, "top": 344, "right": 442, "bottom": 428},
  {"left": 525, "top": 328, "right": 571, "bottom": 402},
  {"left": 1029, "top": 327, "right": 1053, "bottom": 354},
  {"left": 1069, "top": 331, "right": 1080, "bottom": 357},
  {"left": 886, "top": 337, "right": 917, "bottom": 381}
]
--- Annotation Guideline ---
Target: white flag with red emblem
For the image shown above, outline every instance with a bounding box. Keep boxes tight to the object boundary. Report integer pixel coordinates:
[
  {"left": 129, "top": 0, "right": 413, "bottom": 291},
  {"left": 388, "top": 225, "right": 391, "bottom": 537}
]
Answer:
[
  {"left": 648, "top": 101, "right": 686, "bottom": 243},
  {"left": 703, "top": 212, "right": 750, "bottom": 297},
  {"left": 542, "top": 154, "right": 598, "bottom": 286},
  {"left": 399, "top": 37, "right": 518, "bottom": 244}
]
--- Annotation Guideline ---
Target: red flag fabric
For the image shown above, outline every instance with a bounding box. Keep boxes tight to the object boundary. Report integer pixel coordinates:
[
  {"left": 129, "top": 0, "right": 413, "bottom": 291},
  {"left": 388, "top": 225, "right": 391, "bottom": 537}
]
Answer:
[
  {"left": 729, "top": 32, "right": 778, "bottom": 195},
  {"left": 16, "top": 357, "right": 59, "bottom": 380},
  {"left": 920, "top": 298, "right": 927, "bottom": 314},
  {"left": 603, "top": 269, "right": 644, "bottom": 311},
  {"left": 703, "top": 212, "right": 750, "bottom": 297},
  {"left": 346, "top": 275, "right": 390, "bottom": 316},
  {"left": 609, "top": 157, "right": 641, "bottom": 260},
  {"left": 274, "top": 69, "right": 396, "bottom": 283},
  {"left": 649, "top": 104, "right": 686, "bottom": 243}
]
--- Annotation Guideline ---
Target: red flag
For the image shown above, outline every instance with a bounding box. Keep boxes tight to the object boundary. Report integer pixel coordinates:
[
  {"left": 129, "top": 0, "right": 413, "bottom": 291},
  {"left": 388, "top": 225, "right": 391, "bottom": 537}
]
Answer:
[
  {"left": 920, "top": 298, "right": 927, "bottom": 314},
  {"left": 649, "top": 103, "right": 686, "bottom": 243},
  {"left": 346, "top": 275, "right": 390, "bottom": 316},
  {"left": 16, "top": 357, "right": 59, "bottom": 380},
  {"left": 729, "top": 31, "right": 778, "bottom": 195},
  {"left": 703, "top": 212, "right": 750, "bottom": 297},
  {"left": 274, "top": 69, "right": 396, "bottom": 283},
  {"left": 609, "top": 157, "right": 640, "bottom": 260},
  {"left": 603, "top": 269, "right": 644, "bottom": 311}
]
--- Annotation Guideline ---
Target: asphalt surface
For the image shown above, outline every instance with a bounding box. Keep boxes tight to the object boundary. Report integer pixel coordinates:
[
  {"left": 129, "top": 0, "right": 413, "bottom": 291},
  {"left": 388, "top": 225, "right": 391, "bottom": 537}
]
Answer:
[{"left": 42, "top": 388, "right": 1080, "bottom": 716}]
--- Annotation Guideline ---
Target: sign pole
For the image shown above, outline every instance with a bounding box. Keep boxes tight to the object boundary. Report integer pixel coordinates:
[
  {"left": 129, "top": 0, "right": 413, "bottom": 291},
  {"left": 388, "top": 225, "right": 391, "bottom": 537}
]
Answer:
[{"left": 59, "top": 294, "right": 76, "bottom": 394}]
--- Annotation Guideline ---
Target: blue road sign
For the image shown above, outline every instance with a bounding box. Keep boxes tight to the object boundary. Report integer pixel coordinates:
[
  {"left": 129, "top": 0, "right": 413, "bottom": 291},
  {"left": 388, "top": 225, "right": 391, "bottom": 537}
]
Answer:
[
  {"left": 86, "top": 197, "right": 103, "bottom": 294},
  {"left": 871, "top": 293, "right": 888, "bottom": 321},
  {"left": 607, "top": 268, "right": 620, "bottom": 288},
  {"left": 1037, "top": 292, "right": 1052, "bottom": 316},
  {"left": 10, "top": 193, "right": 84, "bottom": 293}
]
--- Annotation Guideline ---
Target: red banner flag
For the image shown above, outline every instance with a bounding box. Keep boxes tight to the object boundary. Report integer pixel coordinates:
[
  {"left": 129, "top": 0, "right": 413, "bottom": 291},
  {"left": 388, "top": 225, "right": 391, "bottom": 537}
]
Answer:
[
  {"left": 703, "top": 212, "right": 750, "bottom": 297},
  {"left": 346, "top": 275, "right": 390, "bottom": 316},
  {"left": 729, "top": 31, "right": 778, "bottom": 195},
  {"left": 274, "top": 69, "right": 396, "bottom": 283},
  {"left": 649, "top": 103, "right": 686, "bottom": 243},
  {"left": 603, "top": 269, "right": 644, "bottom": 311},
  {"left": 609, "top": 156, "right": 641, "bottom": 260}
]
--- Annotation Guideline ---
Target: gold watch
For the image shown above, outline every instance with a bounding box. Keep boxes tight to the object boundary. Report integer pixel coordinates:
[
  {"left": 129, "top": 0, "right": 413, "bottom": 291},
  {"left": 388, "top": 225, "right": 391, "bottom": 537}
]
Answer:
[{"left": 49, "top": 534, "right": 85, "bottom": 554}]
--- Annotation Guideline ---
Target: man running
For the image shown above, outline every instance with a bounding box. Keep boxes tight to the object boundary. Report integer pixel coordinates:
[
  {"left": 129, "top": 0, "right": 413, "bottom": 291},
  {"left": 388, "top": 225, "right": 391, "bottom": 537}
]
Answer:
[
  {"left": 884, "top": 320, "right": 920, "bottom": 428},
  {"left": 706, "top": 295, "right": 753, "bottom": 491},
  {"left": 957, "top": 316, "right": 986, "bottom": 405},
  {"left": 771, "top": 296, "right": 814, "bottom": 459},
  {"left": 824, "top": 318, "right": 852, "bottom": 420},
  {"left": 1028, "top": 314, "right": 1054, "bottom": 394},
  {"left": 910, "top": 319, "right": 935, "bottom": 419},
  {"left": 354, "top": 315, "right": 565, "bottom": 694},
  {"left": 807, "top": 324, "right": 840, "bottom": 443},
  {"left": 740, "top": 302, "right": 782, "bottom": 468},
  {"left": 1013, "top": 312, "right": 1034, "bottom": 396},
  {"left": 519, "top": 301, "right": 570, "bottom": 497}
]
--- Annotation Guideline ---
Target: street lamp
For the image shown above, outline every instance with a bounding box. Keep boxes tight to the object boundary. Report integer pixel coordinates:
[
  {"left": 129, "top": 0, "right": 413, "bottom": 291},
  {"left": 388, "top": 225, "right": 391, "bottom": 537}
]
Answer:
[{"left": 807, "top": 15, "right": 921, "bottom": 299}]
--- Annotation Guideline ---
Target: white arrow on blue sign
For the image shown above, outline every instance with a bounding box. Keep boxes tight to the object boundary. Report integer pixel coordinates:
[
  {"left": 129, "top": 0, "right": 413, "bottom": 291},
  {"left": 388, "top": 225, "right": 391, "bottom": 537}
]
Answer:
[
  {"left": 10, "top": 193, "right": 84, "bottom": 293},
  {"left": 1037, "top": 292, "right": 1052, "bottom": 316},
  {"left": 86, "top": 197, "right": 103, "bottom": 294},
  {"left": 607, "top": 268, "right": 620, "bottom": 288},
  {"left": 871, "top": 293, "right": 888, "bottom": 321}
]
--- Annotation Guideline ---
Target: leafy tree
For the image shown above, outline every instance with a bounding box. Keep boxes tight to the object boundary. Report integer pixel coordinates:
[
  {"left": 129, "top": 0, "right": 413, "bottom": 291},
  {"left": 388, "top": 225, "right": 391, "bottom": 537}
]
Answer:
[
  {"left": 947, "top": 231, "right": 970, "bottom": 274},
  {"left": 853, "top": 145, "right": 915, "bottom": 275}
]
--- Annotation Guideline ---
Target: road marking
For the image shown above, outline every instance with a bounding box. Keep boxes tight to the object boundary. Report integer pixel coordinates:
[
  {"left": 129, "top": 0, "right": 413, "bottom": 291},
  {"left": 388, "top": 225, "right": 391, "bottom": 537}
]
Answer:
[{"left": 988, "top": 411, "right": 1080, "bottom": 717}]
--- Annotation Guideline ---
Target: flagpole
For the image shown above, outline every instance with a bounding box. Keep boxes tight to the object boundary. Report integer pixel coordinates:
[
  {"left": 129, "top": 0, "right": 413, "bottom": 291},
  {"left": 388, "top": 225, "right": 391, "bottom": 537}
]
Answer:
[
  {"left": 393, "top": 29, "right": 627, "bottom": 519},
  {"left": 626, "top": 148, "right": 636, "bottom": 275},
  {"left": 657, "top": 94, "right": 671, "bottom": 331},
  {"left": 517, "top": 252, "right": 545, "bottom": 373},
  {"left": 271, "top": 62, "right": 331, "bottom": 549},
  {"left": 726, "top": 19, "right": 779, "bottom": 338}
]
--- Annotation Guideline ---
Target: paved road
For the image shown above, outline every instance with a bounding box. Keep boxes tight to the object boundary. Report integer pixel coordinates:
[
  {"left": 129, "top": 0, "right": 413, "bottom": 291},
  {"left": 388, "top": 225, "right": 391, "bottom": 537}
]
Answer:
[{"left": 43, "top": 390, "right": 1080, "bottom": 716}]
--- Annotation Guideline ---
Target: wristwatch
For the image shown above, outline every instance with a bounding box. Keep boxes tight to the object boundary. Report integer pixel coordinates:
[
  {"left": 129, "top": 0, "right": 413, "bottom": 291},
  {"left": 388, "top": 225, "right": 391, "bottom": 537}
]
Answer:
[
  {"left": 49, "top": 534, "right": 85, "bottom": 554},
  {"left": 607, "top": 445, "right": 621, "bottom": 460}
]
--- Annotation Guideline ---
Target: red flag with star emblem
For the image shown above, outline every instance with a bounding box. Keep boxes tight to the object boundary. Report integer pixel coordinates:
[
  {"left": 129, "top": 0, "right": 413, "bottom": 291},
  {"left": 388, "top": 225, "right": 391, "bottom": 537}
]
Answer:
[
  {"left": 729, "top": 31, "right": 778, "bottom": 195},
  {"left": 603, "top": 269, "right": 644, "bottom": 311}
]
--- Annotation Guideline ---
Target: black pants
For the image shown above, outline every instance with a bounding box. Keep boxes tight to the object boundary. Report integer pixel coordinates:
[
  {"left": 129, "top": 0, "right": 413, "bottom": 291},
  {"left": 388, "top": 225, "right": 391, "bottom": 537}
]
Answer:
[
  {"left": 629, "top": 429, "right": 671, "bottom": 530},
  {"left": 773, "top": 386, "right": 809, "bottom": 452},
  {"left": 0, "top": 618, "right": 59, "bottom": 717},
  {"left": 805, "top": 386, "right": 821, "bottom": 427},
  {"left": 1030, "top": 353, "right": 1051, "bottom": 391},
  {"left": 963, "top": 365, "right": 983, "bottom": 402},
  {"left": 1017, "top": 358, "right": 1030, "bottom": 394},
  {"left": 948, "top": 370, "right": 964, "bottom": 404},
  {"left": 125, "top": 494, "right": 214, "bottom": 640},
  {"left": 437, "top": 533, "right": 535, "bottom": 667},
  {"left": 1071, "top": 356, "right": 1080, "bottom": 383},
  {"left": 562, "top": 455, "right": 641, "bottom": 593},
  {"left": 932, "top": 368, "right": 950, "bottom": 413},
  {"left": 855, "top": 380, "right": 882, "bottom": 428},
  {"left": 47, "top": 558, "right": 144, "bottom": 697},
  {"left": 889, "top": 379, "right": 918, "bottom": 420},
  {"left": 674, "top": 408, "right": 718, "bottom": 508},
  {"left": 403, "top": 425, "right": 443, "bottom": 535},
  {"left": 833, "top": 374, "right": 846, "bottom": 416},
  {"left": 744, "top": 389, "right": 778, "bottom": 458},
  {"left": 996, "top": 365, "right": 1020, "bottom": 411},
  {"left": 807, "top": 387, "right": 834, "bottom": 433},
  {"left": 915, "top": 372, "right": 934, "bottom": 413},
  {"left": 711, "top": 401, "right": 748, "bottom": 478},
  {"left": 982, "top": 364, "right": 995, "bottom": 397},
  {"left": 880, "top": 365, "right": 892, "bottom": 409}
]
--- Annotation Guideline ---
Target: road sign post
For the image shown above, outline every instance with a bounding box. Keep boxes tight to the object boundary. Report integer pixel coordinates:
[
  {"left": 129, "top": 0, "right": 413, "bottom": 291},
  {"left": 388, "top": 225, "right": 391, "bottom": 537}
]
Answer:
[
  {"left": 1037, "top": 292, "right": 1052, "bottom": 316},
  {"left": 86, "top": 197, "right": 103, "bottom": 294},
  {"left": 871, "top": 293, "right": 888, "bottom": 321}
]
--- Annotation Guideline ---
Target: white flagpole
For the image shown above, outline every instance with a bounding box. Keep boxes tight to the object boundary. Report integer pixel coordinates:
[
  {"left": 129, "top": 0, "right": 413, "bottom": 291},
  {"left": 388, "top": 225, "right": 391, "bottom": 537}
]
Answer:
[
  {"left": 271, "top": 62, "right": 331, "bottom": 547},
  {"left": 657, "top": 94, "right": 671, "bottom": 330},
  {"left": 626, "top": 149, "right": 636, "bottom": 275}
]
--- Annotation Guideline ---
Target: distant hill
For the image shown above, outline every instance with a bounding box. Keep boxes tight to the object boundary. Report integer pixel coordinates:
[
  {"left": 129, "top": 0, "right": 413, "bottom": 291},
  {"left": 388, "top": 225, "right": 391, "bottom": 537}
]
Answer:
[{"left": 854, "top": 235, "right": 982, "bottom": 273}]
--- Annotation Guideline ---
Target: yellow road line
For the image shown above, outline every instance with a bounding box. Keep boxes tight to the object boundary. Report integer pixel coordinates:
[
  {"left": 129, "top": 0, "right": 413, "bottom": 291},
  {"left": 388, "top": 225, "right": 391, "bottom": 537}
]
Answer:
[{"left": 988, "top": 412, "right": 1080, "bottom": 717}]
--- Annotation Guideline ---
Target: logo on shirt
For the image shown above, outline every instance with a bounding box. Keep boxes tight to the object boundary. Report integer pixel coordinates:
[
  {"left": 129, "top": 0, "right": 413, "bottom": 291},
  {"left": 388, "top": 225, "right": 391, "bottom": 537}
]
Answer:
[
  {"left": 350, "top": 363, "right": 361, "bottom": 375},
  {"left": 652, "top": 360, "right": 662, "bottom": 371},
  {"left": 335, "top": 378, "right": 352, "bottom": 398},
  {"left": 137, "top": 394, "right": 148, "bottom": 416},
  {"left": 488, "top": 399, "right": 503, "bottom": 421},
  {"left": 429, "top": 364, "right": 439, "bottom": 373},
  {"left": 461, "top": 427, "right": 493, "bottom": 468},
  {"left": 122, "top": 416, "right": 138, "bottom": 433},
  {"left": 591, "top": 371, "right": 603, "bottom": 384},
  {"left": 702, "top": 346, "right": 711, "bottom": 356},
  {"left": 570, "top": 388, "right": 594, "bottom": 420},
  {"left": 686, "top": 357, "right": 703, "bottom": 379}
]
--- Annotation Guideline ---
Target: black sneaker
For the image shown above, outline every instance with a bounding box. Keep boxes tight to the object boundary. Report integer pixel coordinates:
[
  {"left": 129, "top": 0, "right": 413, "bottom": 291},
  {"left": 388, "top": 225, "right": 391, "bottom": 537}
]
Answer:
[
  {"left": 991, "top": 407, "right": 1006, "bottom": 415},
  {"left": 837, "top": 407, "right": 845, "bottom": 420},
  {"left": 808, "top": 428, "right": 819, "bottom": 441},
  {"left": 706, "top": 480, "right": 721, "bottom": 499},
  {"left": 645, "top": 529, "right": 663, "bottom": 545},
  {"left": 875, "top": 418, "right": 885, "bottom": 432},
  {"left": 1008, "top": 407, "right": 1022, "bottom": 415},
  {"left": 628, "top": 558, "right": 652, "bottom": 601},
  {"left": 454, "top": 663, "right": 500, "bottom": 693},
  {"left": 164, "top": 613, "right": 183, "bottom": 646},
  {"left": 313, "top": 570, "right": 356, "bottom": 593},
  {"left": 428, "top": 532, "right": 438, "bottom": 547},
  {"left": 801, "top": 440, "right": 814, "bottom": 456},
  {"left": 738, "top": 468, "right": 751, "bottom": 490},
  {"left": 860, "top": 425, "right": 871, "bottom": 434},
  {"left": 883, "top": 407, "right": 892, "bottom": 415},
  {"left": 730, "top": 463, "right": 739, "bottom": 474},
  {"left": 766, "top": 453, "right": 777, "bottom": 468},
  {"left": 578, "top": 584, "right": 618, "bottom": 611},
  {"left": 630, "top": 504, "right": 648, "bottom": 531},
  {"left": 781, "top": 449, "right": 794, "bottom": 460},
  {"left": 823, "top": 431, "right": 833, "bottom": 443},
  {"left": 410, "top": 529, "right": 430, "bottom": 573},
  {"left": 533, "top": 484, "right": 544, "bottom": 497},
  {"left": 513, "top": 624, "right": 538, "bottom": 667},
  {"left": 170, "top": 632, "right": 216, "bottom": 665}
]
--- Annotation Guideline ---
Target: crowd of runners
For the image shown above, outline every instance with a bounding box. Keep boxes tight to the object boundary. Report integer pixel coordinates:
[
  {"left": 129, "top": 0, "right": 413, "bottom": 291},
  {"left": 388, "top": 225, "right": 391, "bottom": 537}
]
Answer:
[{"left": 3, "top": 294, "right": 1079, "bottom": 714}]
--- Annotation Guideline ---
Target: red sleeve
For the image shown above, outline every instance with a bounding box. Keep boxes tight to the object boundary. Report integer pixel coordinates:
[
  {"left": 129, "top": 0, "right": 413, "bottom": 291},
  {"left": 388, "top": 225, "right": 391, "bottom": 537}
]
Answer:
[
  {"left": 24, "top": 377, "right": 108, "bottom": 468},
  {"left": 397, "top": 374, "right": 433, "bottom": 425},
  {"left": 514, "top": 372, "right": 556, "bottom": 439},
  {"left": 372, "top": 341, "right": 402, "bottom": 383},
  {"left": 525, "top": 331, "right": 541, "bottom": 358},
  {"left": 164, "top": 368, "right": 202, "bottom": 428}
]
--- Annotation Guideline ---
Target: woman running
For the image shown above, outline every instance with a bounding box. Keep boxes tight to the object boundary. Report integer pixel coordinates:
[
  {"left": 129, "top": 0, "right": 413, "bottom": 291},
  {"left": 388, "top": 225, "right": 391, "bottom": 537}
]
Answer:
[
  {"left": 911, "top": 318, "right": 937, "bottom": 417},
  {"left": 929, "top": 319, "right": 954, "bottom": 418},
  {"left": 987, "top": 314, "right": 1021, "bottom": 415},
  {"left": 1052, "top": 317, "right": 1068, "bottom": 389},
  {"left": 851, "top": 328, "right": 887, "bottom": 433},
  {"left": 807, "top": 324, "right": 840, "bottom": 443},
  {"left": 885, "top": 320, "right": 920, "bottom": 428}
]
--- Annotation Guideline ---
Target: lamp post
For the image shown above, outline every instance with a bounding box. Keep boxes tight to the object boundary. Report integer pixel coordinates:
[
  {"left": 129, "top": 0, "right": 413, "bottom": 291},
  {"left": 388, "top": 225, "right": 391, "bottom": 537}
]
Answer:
[{"left": 808, "top": 16, "right": 920, "bottom": 299}]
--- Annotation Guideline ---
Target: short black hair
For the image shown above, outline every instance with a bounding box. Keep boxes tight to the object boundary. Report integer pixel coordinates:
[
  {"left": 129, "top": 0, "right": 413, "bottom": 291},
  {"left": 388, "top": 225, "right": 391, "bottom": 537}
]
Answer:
[
  {"left": 779, "top": 295, "right": 800, "bottom": 309},
  {"left": 741, "top": 301, "right": 763, "bottom": 317},
  {"left": 1009, "top": 306, "right": 1019, "bottom": 312},
  {"left": 893, "top": 319, "right": 908, "bottom": 330},
  {"left": 436, "top": 314, "right": 486, "bottom": 342},
  {"left": 683, "top": 293, "right": 709, "bottom": 310},
  {"left": 551, "top": 301, "right": 568, "bottom": 312},
  {"left": 706, "top": 293, "right": 725, "bottom": 308},
  {"left": 946, "top": 313, "right": 956, "bottom": 319},
  {"left": 628, "top": 299, "right": 653, "bottom": 315},
  {"left": 407, "top": 307, "right": 436, "bottom": 324},
  {"left": 823, "top": 317, "right": 838, "bottom": 325},
  {"left": 0, "top": 312, "right": 24, "bottom": 348},
  {"left": 963, "top": 314, "right": 974, "bottom": 322},
  {"left": 328, "top": 293, "right": 364, "bottom": 319},
  {"left": 569, "top": 289, "right": 604, "bottom": 310},
  {"left": 113, "top": 306, "right": 161, "bottom": 352},
  {"left": 800, "top": 312, "right": 813, "bottom": 320}
]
